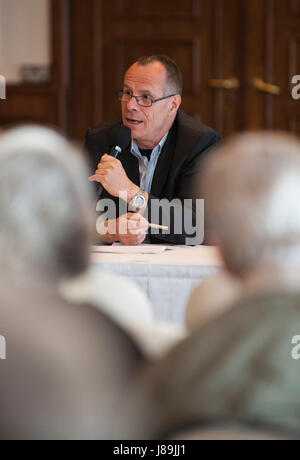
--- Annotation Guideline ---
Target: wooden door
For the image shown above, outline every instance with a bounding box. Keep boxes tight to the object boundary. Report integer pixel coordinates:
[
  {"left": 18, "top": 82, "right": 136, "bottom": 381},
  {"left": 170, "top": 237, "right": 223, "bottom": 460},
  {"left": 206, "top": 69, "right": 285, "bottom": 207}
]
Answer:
[
  {"left": 207, "top": 0, "right": 245, "bottom": 137},
  {"left": 245, "top": 0, "right": 300, "bottom": 134},
  {"left": 70, "top": 0, "right": 300, "bottom": 141},
  {"left": 101, "top": 0, "right": 246, "bottom": 138},
  {"left": 101, "top": 0, "right": 212, "bottom": 123}
]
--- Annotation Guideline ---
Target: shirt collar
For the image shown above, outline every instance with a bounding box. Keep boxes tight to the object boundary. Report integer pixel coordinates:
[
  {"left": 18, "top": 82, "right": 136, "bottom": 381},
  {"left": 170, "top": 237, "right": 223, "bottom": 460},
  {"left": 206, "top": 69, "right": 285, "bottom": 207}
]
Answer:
[{"left": 130, "top": 131, "right": 169, "bottom": 158}]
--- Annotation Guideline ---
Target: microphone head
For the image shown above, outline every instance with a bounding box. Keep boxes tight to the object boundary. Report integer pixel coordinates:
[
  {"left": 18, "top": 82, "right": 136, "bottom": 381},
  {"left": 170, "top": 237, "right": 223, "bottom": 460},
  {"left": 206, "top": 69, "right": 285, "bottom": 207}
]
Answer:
[{"left": 108, "top": 124, "right": 131, "bottom": 152}]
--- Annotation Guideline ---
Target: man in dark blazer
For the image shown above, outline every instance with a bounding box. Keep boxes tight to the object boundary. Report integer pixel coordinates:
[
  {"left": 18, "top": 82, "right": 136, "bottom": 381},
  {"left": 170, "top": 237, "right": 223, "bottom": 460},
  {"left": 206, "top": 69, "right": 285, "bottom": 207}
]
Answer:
[{"left": 86, "top": 54, "right": 221, "bottom": 245}]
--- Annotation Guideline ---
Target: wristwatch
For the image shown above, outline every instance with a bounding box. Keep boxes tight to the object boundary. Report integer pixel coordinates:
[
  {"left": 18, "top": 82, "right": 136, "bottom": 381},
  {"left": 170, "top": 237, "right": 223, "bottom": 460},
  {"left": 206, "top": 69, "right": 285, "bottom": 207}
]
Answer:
[{"left": 129, "top": 189, "right": 147, "bottom": 211}]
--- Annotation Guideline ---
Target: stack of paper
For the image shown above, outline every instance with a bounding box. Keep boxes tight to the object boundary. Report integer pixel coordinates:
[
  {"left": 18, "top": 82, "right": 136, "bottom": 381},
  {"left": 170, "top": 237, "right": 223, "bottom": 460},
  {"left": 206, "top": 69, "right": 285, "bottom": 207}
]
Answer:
[{"left": 90, "top": 243, "right": 171, "bottom": 254}]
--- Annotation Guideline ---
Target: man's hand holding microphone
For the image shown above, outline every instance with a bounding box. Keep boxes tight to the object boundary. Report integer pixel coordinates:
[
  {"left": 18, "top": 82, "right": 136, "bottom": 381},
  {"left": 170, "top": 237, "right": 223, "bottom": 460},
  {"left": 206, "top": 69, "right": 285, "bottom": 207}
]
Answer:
[{"left": 88, "top": 125, "right": 150, "bottom": 245}]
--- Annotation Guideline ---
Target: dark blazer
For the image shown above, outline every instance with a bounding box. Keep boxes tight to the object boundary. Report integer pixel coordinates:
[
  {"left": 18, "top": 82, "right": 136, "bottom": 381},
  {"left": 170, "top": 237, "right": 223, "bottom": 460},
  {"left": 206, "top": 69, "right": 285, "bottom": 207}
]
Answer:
[{"left": 85, "top": 110, "right": 221, "bottom": 244}]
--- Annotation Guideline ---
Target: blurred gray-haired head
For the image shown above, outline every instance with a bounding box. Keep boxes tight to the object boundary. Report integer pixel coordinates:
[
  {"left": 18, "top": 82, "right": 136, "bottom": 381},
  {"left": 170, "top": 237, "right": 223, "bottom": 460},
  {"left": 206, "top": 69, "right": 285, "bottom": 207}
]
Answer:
[
  {"left": 0, "top": 125, "right": 92, "bottom": 282},
  {"left": 201, "top": 132, "right": 300, "bottom": 276}
]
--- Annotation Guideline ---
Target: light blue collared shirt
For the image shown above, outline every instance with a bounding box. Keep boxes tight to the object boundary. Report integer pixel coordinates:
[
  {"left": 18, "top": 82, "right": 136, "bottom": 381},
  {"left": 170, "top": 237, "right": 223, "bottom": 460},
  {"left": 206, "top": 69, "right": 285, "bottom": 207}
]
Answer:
[{"left": 130, "top": 131, "right": 169, "bottom": 194}]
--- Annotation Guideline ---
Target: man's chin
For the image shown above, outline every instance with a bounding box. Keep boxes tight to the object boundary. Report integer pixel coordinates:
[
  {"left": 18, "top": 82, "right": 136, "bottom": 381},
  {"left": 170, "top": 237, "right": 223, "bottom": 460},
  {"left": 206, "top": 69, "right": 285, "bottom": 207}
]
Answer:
[{"left": 125, "top": 125, "right": 144, "bottom": 139}]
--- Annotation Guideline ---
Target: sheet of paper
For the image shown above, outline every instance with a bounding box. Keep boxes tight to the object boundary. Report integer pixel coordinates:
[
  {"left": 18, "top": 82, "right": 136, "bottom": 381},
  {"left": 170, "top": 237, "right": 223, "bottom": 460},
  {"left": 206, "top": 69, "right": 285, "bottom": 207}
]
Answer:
[{"left": 90, "top": 243, "right": 171, "bottom": 254}]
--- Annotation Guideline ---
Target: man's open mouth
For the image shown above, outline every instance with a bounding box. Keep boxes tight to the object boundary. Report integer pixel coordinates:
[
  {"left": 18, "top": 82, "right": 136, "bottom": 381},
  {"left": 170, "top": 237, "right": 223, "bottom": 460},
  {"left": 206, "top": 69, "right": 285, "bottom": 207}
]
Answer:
[{"left": 126, "top": 118, "right": 143, "bottom": 125}]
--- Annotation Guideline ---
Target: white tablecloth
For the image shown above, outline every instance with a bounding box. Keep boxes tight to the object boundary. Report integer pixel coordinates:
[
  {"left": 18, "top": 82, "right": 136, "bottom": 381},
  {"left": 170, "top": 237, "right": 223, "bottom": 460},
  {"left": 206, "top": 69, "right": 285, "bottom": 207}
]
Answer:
[{"left": 91, "top": 245, "right": 223, "bottom": 325}]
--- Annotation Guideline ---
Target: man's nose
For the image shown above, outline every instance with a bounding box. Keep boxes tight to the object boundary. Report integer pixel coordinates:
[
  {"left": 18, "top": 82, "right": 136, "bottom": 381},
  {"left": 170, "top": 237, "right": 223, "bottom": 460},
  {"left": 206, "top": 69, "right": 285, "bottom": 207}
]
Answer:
[{"left": 126, "top": 96, "right": 139, "bottom": 110}]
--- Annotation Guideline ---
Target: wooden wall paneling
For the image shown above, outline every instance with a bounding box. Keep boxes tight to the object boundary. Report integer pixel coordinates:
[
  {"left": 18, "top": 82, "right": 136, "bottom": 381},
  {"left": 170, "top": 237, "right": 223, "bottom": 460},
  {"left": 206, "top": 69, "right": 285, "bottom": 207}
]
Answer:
[
  {"left": 52, "top": 0, "right": 70, "bottom": 132},
  {"left": 101, "top": 0, "right": 213, "bottom": 130},
  {"left": 276, "top": 0, "right": 300, "bottom": 135},
  {"left": 289, "top": 0, "right": 300, "bottom": 15},
  {"left": 195, "top": 1, "right": 213, "bottom": 128},
  {"left": 244, "top": 0, "right": 266, "bottom": 130},
  {"left": 289, "top": 117, "right": 300, "bottom": 133},
  {"left": 0, "top": 88, "right": 58, "bottom": 122},
  {"left": 210, "top": 0, "right": 223, "bottom": 133},
  {"left": 114, "top": 0, "right": 201, "bottom": 19},
  {"left": 288, "top": 37, "right": 300, "bottom": 135},
  {"left": 0, "top": 0, "right": 70, "bottom": 132},
  {"left": 70, "top": 0, "right": 104, "bottom": 141},
  {"left": 244, "top": 0, "right": 300, "bottom": 134},
  {"left": 289, "top": 0, "right": 300, "bottom": 136},
  {"left": 109, "top": 38, "right": 202, "bottom": 119},
  {"left": 289, "top": 39, "right": 300, "bottom": 79},
  {"left": 264, "top": 0, "right": 276, "bottom": 130},
  {"left": 266, "top": 0, "right": 294, "bottom": 132},
  {"left": 69, "top": 0, "right": 300, "bottom": 140},
  {"left": 209, "top": 0, "right": 244, "bottom": 137}
]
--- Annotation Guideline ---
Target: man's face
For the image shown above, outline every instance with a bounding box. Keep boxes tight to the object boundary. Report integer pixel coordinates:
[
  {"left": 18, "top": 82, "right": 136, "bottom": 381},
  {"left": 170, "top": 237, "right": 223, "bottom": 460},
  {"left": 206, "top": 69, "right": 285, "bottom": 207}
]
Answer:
[{"left": 121, "top": 62, "right": 180, "bottom": 149}]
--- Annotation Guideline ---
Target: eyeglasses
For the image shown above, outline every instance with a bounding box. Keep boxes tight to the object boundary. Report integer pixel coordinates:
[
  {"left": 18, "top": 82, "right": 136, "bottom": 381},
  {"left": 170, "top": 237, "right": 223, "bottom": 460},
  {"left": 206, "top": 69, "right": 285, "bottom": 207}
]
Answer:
[{"left": 118, "top": 89, "right": 176, "bottom": 107}]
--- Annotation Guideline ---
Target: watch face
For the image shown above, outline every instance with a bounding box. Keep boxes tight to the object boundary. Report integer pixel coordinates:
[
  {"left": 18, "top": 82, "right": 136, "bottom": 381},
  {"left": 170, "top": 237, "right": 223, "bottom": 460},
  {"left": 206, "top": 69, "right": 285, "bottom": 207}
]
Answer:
[{"left": 134, "top": 195, "right": 146, "bottom": 208}]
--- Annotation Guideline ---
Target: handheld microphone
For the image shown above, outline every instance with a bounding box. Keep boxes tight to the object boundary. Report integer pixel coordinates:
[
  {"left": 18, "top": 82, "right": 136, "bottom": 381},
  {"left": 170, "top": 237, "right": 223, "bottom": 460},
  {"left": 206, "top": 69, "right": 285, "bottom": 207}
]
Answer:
[{"left": 97, "top": 124, "right": 131, "bottom": 199}]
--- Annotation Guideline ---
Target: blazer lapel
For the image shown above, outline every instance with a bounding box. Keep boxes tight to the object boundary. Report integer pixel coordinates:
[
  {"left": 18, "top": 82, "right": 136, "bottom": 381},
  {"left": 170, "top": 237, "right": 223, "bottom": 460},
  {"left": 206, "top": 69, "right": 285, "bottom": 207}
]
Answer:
[
  {"left": 119, "top": 146, "right": 140, "bottom": 186},
  {"left": 150, "top": 122, "right": 177, "bottom": 197},
  {"left": 168, "top": 111, "right": 199, "bottom": 180}
]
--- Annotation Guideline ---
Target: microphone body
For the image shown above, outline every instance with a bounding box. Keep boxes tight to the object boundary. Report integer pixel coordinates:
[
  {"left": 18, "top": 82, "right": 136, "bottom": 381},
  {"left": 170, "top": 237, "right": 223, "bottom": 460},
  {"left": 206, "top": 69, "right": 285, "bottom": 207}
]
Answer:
[
  {"left": 97, "top": 145, "right": 122, "bottom": 199},
  {"left": 95, "top": 124, "right": 131, "bottom": 201}
]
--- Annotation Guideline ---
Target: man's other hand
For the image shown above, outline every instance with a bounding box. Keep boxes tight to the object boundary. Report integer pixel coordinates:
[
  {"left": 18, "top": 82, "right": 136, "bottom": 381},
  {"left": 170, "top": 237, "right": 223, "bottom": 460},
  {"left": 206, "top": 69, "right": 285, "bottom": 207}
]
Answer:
[
  {"left": 100, "top": 213, "right": 148, "bottom": 246},
  {"left": 117, "top": 213, "right": 148, "bottom": 245}
]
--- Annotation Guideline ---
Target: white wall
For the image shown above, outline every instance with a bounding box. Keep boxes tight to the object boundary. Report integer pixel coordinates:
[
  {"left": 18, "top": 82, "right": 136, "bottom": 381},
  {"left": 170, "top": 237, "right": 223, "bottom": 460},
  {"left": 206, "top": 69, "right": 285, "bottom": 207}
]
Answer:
[{"left": 0, "top": 0, "right": 50, "bottom": 83}]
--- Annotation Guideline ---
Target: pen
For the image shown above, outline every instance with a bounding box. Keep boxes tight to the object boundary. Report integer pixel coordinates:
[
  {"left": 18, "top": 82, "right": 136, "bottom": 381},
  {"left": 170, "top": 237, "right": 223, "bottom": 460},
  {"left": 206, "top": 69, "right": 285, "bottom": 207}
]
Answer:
[
  {"left": 148, "top": 223, "right": 169, "bottom": 231},
  {"left": 125, "top": 218, "right": 169, "bottom": 231}
]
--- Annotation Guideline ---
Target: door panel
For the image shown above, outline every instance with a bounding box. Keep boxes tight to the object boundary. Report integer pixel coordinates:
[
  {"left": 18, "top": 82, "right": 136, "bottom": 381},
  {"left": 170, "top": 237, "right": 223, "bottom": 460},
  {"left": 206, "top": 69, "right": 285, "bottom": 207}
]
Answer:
[
  {"left": 70, "top": 0, "right": 300, "bottom": 140},
  {"left": 101, "top": 0, "right": 212, "bottom": 126},
  {"left": 209, "top": 0, "right": 244, "bottom": 137},
  {"left": 245, "top": 0, "right": 300, "bottom": 134}
]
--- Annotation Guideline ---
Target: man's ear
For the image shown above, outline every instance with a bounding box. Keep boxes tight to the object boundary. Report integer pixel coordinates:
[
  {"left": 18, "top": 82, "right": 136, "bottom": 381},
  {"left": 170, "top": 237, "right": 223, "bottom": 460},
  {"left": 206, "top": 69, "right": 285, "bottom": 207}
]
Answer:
[{"left": 169, "top": 94, "right": 181, "bottom": 115}]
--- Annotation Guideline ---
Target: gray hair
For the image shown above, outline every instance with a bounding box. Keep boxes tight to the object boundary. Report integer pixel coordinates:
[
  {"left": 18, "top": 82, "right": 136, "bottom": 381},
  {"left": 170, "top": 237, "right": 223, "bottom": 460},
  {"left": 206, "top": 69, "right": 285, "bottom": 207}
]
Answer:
[
  {"left": 0, "top": 126, "right": 92, "bottom": 282},
  {"left": 201, "top": 132, "right": 300, "bottom": 276}
]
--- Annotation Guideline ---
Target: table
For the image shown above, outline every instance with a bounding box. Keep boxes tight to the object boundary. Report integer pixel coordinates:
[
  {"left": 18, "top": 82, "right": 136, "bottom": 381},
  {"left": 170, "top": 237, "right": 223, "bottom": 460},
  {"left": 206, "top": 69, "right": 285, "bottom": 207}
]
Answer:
[{"left": 91, "top": 245, "right": 223, "bottom": 325}]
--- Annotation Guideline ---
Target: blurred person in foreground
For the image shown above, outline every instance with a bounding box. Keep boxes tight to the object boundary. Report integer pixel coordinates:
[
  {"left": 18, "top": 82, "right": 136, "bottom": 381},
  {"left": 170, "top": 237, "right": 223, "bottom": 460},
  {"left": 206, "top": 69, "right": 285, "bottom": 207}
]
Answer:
[
  {"left": 186, "top": 132, "right": 300, "bottom": 330},
  {"left": 0, "top": 126, "right": 183, "bottom": 363},
  {"left": 0, "top": 125, "right": 147, "bottom": 440},
  {"left": 129, "top": 133, "right": 300, "bottom": 439}
]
